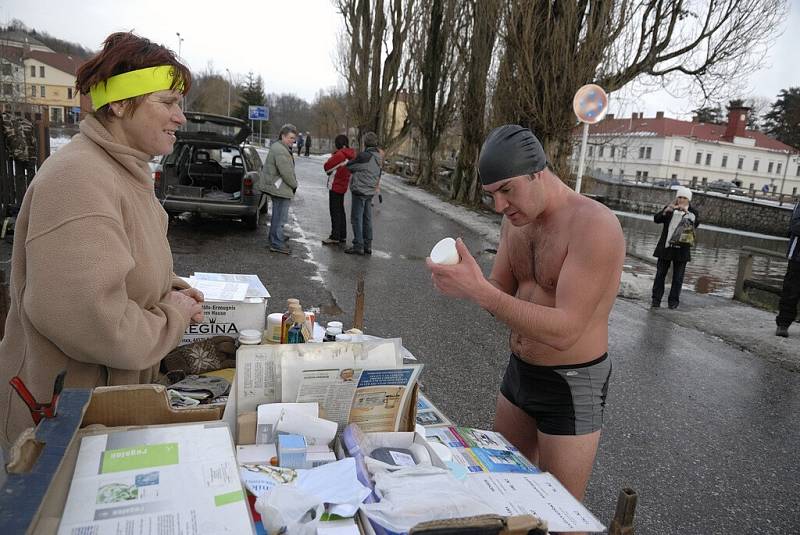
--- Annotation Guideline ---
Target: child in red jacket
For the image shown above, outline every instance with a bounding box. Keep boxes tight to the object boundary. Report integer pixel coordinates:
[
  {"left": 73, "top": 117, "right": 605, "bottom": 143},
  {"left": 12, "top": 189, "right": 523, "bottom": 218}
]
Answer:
[{"left": 322, "top": 135, "right": 356, "bottom": 245}]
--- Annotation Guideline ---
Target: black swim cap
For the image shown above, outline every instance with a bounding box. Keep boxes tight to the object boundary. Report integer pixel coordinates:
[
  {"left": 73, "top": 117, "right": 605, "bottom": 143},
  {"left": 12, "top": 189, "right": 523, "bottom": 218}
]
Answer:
[{"left": 478, "top": 125, "right": 547, "bottom": 185}]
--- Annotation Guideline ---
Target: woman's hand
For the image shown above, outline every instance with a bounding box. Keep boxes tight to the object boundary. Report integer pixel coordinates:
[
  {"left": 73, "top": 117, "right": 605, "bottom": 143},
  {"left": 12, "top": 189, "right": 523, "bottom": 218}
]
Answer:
[{"left": 166, "top": 290, "right": 204, "bottom": 324}]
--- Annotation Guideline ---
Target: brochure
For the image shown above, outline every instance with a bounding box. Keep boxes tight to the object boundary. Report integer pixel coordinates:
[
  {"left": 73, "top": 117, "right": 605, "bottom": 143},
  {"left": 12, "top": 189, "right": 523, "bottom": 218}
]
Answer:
[
  {"left": 415, "top": 392, "right": 453, "bottom": 428},
  {"left": 58, "top": 424, "right": 254, "bottom": 535},
  {"left": 424, "top": 427, "right": 539, "bottom": 474}
]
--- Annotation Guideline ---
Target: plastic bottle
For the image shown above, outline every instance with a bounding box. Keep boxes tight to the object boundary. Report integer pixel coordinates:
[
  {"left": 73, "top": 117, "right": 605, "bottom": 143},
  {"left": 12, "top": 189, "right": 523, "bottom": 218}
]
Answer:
[
  {"left": 281, "top": 303, "right": 302, "bottom": 343},
  {"left": 323, "top": 321, "right": 343, "bottom": 342},
  {"left": 238, "top": 329, "right": 262, "bottom": 345},
  {"left": 287, "top": 310, "right": 307, "bottom": 344}
]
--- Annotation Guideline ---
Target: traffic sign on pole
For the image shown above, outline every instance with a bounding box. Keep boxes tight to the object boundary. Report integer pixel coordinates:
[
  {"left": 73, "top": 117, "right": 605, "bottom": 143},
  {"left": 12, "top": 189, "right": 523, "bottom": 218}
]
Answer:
[{"left": 248, "top": 106, "right": 268, "bottom": 121}]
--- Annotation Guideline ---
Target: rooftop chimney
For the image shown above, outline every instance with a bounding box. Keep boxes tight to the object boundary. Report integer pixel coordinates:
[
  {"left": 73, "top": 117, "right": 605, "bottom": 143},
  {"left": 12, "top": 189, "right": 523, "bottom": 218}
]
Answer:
[
  {"left": 656, "top": 111, "right": 664, "bottom": 119},
  {"left": 724, "top": 102, "right": 750, "bottom": 141}
]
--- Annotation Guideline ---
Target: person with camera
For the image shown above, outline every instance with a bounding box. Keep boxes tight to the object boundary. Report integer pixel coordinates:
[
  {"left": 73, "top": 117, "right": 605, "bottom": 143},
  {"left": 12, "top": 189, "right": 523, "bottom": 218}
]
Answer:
[{"left": 651, "top": 187, "right": 700, "bottom": 309}]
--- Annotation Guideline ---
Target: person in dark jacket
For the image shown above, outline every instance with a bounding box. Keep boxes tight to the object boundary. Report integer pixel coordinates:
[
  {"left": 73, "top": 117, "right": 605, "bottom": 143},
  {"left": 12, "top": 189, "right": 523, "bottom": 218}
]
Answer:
[
  {"left": 776, "top": 200, "right": 800, "bottom": 337},
  {"left": 295, "top": 132, "right": 305, "bottom": 156},
  {"left": 651, "top": 186, "right": 700, "bottom": 309},
  {"left": 322, "top": 134, "right": 356, "bottom": 245},
  {"left": 304, "top": 132, "right": 312, "bottom": 157},
  {"left": 344, "top": 131, "right": 383, "bottom": 255}
]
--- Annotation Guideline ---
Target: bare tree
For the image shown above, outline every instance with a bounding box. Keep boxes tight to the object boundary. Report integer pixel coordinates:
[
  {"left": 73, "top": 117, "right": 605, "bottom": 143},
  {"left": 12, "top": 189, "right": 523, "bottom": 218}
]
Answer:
[
  {"left": 185, "top": 65, "right": 238, "bottom": 116},
  {"left": 403, "top": 0, "right": 470, "bottom": 186},
  {"left": 311, "top": 88, "right": 349, "bottom": 141},
  {"left": 492, "top": 0, "right": 788, "bottom": 179},
  {"left": 450, "top": 0, "right": 502, "bottom": 204},
  {"left": 334, "top": 0, "right": 418, "bottom": 149}
]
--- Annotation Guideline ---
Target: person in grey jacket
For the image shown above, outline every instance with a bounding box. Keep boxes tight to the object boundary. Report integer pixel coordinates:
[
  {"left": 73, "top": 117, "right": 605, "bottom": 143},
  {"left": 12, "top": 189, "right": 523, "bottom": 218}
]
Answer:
[
  {"left": 258, "top": 124, "right": 298, "bottom": 254},
  {"left": 345, "top": 131, "right": 383, "bottom": 255},
  {"left": 776, "top": 200, "right": 800, "bottom": 337}
]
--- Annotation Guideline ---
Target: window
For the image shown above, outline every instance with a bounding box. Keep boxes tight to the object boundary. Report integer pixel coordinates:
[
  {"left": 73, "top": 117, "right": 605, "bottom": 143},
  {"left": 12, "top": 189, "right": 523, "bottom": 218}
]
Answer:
[
  {"left": 30, "top": 85, "right": 36, "bottom": 97},
  {"left": 610, "top": 146, "right": 615, "bottom": 158},
  {"left": 705, "top": 153, "right": 712, "bottom": 166},
  {"left": 588, "top": 145, "right": 594, "bottom": 157},
  {"left": 2, "top": 83, "right": 11, "bottom": 96},
  {"left": 607, "top": 168, "right": 613, "bottom": 176},
  {"left": 721, "top": 155, "right": 728, "bottom": 168},
  {"left": 642, "top": 171, "right": 649, "bottom": 180},
  {"left": 796, "top": 165, "right": 800, "bottom": 177},
  {"left": 619, "top": 169, "right": 624, "bottom": 178},
  {"left": 39, "top": 66, "right": 45, "bottom": 77},
  {"left": 695, "top": 152, "right": 702, "bottom": 164},
  {"left": 1, "top": 64, "right": 11, "bottom": 76},
  {"left": 30, "top": 65, "right": 36, "bottom": 77},
  {"left": 67, "top": 88, "right": 73, "bottom": 99},
  {"left": 671, "top": 174, "right": 678, "bottom": 181},
  {"left": 621, "top": 146, "right": 627, "bottom": 159},
  {"left": 737, "top": 157, "right": 744, "bottom": 170},
  {"left": 639, "top": 146, "right": 645, "bottom": 159},
  {"left": 777, "top": 163, "right": 782, "bottom": 175},
  {"left": 768, "top": 162, "right": 774, "bottom": 173},
  {"left": 645, "top": 147, "right": 652, "bottom": 159},
  {"left": 674, "top": 148, "right": 682, "bottom": 162},
  {"left": 753, "top": 159, "right": 760, "bottom": 172},
  {"left": 599, "top": 146, "right": 604, "bottom": 157},
  {"left": 635, "top": 171, "right": 642, "bottom": 180},
  {"left": 40, "top": 85, "right": 45, "bottom": 97}
]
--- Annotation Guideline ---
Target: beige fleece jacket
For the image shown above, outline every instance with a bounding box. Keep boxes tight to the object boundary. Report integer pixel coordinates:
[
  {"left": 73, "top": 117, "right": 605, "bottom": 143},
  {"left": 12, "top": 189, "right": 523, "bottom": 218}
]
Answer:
[{"left": 0, "top": 116, "right": 191, "bottom": 450}]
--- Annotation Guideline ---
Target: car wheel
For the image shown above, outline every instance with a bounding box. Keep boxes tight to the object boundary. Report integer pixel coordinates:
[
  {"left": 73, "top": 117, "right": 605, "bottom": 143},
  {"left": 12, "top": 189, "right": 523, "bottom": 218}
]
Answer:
[{"left": 243, "top": 209, "right": 259, "bottom": 230}]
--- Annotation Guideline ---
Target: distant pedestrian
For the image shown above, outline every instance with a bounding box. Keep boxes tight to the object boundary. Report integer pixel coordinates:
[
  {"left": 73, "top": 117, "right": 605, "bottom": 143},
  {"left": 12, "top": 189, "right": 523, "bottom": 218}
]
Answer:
[
  {"left": 651, "top": 187, "right": 700, "bottom": 309},
  {"left": 322, "top": 134, "right": 355, "bottom": 246},
  {"left": 775, "top": 200, "right": 800, "bottom": 337},
  {"left": 304, "top": 132, "right": 312, "bottom": 156},
  {"left": 762, "top": 184, "right": 770, "bottom": 194},
  {"left": 296, "top": 132, "right": 305, "bottom": 156},
  {"left": 258, "top": 124, "right": 298, "bottom": 254},
  {"left": 345, "top": 132, "right": 383, "bottom": 255}
]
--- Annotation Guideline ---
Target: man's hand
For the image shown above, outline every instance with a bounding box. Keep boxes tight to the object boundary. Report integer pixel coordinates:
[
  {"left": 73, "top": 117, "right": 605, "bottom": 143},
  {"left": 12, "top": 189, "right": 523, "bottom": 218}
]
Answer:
[{"left": 426, "top": 238, "right": 490, "bottom": 302}]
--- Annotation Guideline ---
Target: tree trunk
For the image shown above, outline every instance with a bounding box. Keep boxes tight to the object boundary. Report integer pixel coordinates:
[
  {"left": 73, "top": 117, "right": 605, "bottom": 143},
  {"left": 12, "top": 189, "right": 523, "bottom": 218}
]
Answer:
[{"left": 451, "top": 0, "right": 500, "bottom": 205}]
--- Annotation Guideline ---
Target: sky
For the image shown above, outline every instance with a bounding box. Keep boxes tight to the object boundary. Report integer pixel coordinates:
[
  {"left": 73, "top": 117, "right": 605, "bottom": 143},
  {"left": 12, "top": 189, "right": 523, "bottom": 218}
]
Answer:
[{"left": 3, "top": 0, "right": 798, "bottom": 120}]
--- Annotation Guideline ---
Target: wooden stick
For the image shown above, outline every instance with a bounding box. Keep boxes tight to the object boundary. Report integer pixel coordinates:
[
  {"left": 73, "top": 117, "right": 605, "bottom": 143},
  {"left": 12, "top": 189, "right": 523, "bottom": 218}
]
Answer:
[
  {"left": 353, "top": 273, "right": 365, "bottom": 331},
  {"left": 608, "top": 487, "right": 637, "bottom": 535}
]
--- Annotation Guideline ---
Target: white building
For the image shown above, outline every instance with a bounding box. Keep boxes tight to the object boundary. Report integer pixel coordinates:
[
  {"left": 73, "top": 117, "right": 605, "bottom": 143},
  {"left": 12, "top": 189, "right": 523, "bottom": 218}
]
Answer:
[{"left": 570, "top": 107, "right": 800, "bottom": 196}]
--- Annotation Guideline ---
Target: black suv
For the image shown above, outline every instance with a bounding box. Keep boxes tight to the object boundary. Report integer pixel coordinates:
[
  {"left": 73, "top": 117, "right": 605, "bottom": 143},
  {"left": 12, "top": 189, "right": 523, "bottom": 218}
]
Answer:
[{"left": 156, "top": 112, "right": 263, "bottom": 229}]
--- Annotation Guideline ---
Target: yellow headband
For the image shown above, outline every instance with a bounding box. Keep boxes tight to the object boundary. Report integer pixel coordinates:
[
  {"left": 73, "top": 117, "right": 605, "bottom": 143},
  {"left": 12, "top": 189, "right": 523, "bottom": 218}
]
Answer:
[{"left": 90, "top": 65, "right": 183, "bottom": 110}]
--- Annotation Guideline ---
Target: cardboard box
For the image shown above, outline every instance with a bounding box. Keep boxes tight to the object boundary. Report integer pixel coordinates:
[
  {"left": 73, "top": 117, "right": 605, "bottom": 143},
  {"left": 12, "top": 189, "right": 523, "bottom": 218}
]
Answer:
[
  {"left": 181, "top": 297, "right": 268, "bottom": 345},
  {"left": 5, "top": 385, "right": 224, "bottom": 534}
]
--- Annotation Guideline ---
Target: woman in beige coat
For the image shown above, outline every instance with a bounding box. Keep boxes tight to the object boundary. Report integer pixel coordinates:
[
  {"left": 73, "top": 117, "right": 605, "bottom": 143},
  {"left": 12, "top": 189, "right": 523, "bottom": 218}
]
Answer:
[{"left": 0, "top": 33, "right": 204, "bottom": 451}]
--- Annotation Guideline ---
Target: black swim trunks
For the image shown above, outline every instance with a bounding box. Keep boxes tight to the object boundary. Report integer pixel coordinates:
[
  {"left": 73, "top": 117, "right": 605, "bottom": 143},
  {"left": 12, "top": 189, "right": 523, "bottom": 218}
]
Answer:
[{"left": 500, "top": 352, "right": 611, "bottom": 436}]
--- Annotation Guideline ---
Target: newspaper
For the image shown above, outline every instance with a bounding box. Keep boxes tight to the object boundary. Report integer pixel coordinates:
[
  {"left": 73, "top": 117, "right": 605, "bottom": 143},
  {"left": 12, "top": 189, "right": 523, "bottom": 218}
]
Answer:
[
  {"left": 58, "top": 423, "right": 254, "bottom": 535},
  {"left": 294, "top": 365, "right": 422, "bottom": 432},
  {"left": 236, "top": 339, "right": 403, "bottom": 413},
  {"left": 464, "top": 472, "right": 605, "bottom": 533}
]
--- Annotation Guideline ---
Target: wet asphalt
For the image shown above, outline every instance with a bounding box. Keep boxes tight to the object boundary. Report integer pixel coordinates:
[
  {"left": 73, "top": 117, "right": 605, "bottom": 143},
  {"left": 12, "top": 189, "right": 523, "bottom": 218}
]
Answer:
[{"left": 164, "top": 154, "right": 800, "bottom": 534}]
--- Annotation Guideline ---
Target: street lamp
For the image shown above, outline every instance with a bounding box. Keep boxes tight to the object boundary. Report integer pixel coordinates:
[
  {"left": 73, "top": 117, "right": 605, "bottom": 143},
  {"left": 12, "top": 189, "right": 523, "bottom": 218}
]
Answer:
[
  {"left": 175, "top": 32, "right": 184, "bottom": 59},
  {"left": 225, "top": 68, "right": 232, "bottom": 117}
]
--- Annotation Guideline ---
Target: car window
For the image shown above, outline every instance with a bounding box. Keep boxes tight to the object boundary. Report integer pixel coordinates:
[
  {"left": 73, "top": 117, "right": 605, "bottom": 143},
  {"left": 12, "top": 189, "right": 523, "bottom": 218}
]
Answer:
[{"left": 244, "top": 147, "right": 262, "bottom": 171}]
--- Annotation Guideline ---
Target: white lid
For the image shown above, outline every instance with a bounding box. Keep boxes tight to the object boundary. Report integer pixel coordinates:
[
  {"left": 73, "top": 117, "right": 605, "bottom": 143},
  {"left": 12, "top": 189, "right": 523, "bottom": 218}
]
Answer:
[
  {"left": 326, "top": 326, "right": 343, "bottom": 335},
  {"left": 327, "top": 321, "right": 344, "bottom": 329},
  {"left": 239, "top": 329, "right": 262, "bottom": 344}
]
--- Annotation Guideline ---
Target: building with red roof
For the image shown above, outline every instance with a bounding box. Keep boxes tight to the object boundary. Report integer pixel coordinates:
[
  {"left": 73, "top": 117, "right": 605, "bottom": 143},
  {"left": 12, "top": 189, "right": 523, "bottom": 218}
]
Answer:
[{"left": 571, "top": 106, "right": 800, "bottom": 195}]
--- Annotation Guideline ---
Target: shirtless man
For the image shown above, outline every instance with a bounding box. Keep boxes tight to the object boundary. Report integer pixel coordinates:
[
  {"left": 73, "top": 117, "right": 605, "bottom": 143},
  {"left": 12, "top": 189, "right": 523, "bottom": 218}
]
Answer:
[{"left": 427, "top": 125, "right": 625, "bottom": 501}]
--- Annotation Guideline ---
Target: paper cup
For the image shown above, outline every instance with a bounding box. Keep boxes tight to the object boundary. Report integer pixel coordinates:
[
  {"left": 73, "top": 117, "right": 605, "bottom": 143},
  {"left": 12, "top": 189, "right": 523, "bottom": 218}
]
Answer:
[{"left": 430, "top": 237, "right": 460, "bottom": 265}]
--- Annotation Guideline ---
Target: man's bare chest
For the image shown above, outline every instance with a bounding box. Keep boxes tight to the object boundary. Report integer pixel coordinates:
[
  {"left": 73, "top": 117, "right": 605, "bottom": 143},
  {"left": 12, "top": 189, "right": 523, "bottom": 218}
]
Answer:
[{"left": 508, "top": 230, "right": 568, "bottom": 291}]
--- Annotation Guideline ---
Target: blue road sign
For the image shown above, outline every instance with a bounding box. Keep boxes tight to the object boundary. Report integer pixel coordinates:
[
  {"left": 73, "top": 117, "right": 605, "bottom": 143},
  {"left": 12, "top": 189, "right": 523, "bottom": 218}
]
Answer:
[{"left": 248, "top": 105, "right": 268, "bottom": 121}]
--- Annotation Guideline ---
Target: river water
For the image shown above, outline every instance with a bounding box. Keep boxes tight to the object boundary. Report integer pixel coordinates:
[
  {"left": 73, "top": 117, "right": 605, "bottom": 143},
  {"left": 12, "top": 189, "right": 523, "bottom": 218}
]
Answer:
[{"left": 616, "top": 211, "right": 789, "bottom": 297}]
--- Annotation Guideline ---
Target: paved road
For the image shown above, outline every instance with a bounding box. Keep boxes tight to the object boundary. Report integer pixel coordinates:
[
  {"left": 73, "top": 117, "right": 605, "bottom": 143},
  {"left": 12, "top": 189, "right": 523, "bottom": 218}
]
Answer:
[{"left": 166, "top": 154, "right": 799, "bottom": 533}]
